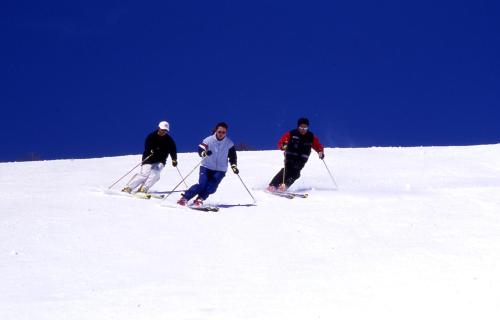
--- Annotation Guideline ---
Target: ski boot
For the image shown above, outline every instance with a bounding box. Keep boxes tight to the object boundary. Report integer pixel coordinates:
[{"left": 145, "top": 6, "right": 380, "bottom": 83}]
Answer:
[
  {"left": 193, "top": 197, "right": 204, "bottom": 207},
  {"left": 121, "top": 186, "right": 132, "bottom": 193},
  {"left": 177, "top": 197, "right": 188, "bottom": 206},
  {"left": 266, "top": 185, "right": 277, "bottom": 193}
]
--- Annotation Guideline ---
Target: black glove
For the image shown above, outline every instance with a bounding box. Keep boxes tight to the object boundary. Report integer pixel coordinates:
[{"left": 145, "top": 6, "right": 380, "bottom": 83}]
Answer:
[
  {"left": 231, "top": 164, "right": 239, "bottom": 174},
  {"left": 201, "top": 150, "right": 213, "bottom": 157},
  {"left": 172, "top": 159, "right": 178, "bottom": 167},
  {"left": 318, "top": 151, "right": 325, "bottom": 160},
  {"left": 150, "top": 149, "right": 155, "bottom": 154}
]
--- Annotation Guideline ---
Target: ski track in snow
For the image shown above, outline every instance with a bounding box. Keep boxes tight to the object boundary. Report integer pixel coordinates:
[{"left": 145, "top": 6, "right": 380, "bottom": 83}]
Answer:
[{"left": 1, "top": 145, "right": 500, "bottom": 319}]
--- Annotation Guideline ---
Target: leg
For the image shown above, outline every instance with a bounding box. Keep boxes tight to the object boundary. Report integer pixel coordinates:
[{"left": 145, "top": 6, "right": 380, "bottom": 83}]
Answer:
[
  {"left": 128, "top": 164, "right": 152, "bottom": 191},
  {"left": 284, "top": 160, "right": 305, "bottom": 188},
  {"left": 183, "top": 166, "right": 210, "bottom": 201},
  {"left": 143, "top": 163, "right": 165, "bottom": 191},
  {"left": 269, "top": 168, "right": 285, "bottom": 187},
  {"left": 198, "top": 170, "right": 226, "bottom": 200}
]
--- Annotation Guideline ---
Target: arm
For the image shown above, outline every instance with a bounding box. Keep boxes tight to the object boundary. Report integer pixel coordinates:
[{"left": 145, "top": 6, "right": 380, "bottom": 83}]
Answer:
[
  {"left": 228, "top": 146, "right": 239, "bottom": 174},
  {"left": 169, "top": 137, "right": 178, "bottom": 166},
  {"left": 277, "top": 132, "right": 290, "bottom": 150},
  {"left": 165, "top": 136, "right": 176, "bottom": 160},
  {"left": 228, "top": 146, "right": 237, "bottom": 166},
  {"left": 143, "top": 134, "right": 155, "bottom": 159},
  {"left": 312, "top": 135, "right": 325, "bottom": 159},
  {"left": 312, "top": 135, "right": 324, "bottom": 153},
  {"left": 197, "top": 142, "right": 211, "bottom": 157}
]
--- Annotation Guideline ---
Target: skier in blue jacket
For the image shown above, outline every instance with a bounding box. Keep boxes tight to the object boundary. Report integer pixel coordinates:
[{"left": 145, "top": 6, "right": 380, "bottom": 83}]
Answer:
[{"left": 177, "top": 122, "right": 239, "bottom": 207}]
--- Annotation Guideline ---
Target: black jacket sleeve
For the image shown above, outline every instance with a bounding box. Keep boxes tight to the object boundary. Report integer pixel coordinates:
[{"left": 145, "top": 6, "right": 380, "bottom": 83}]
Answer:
[
  {"left": 197, "top": 146, "right": 205, "bottom": 157},
  {"left": 169, "top": 136, "right": 178, "bottom": 161},
  {"left": 143, "top": 133, "right": 156, "bottom": 160},
  {"left": 228, "top": 146, "right": 237, "bottom": 166}
]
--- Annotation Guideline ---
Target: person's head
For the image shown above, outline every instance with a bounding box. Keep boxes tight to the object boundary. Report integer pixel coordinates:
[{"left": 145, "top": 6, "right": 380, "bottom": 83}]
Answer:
[
  {"left": 213, "top": 122, "right": 228, "bottom": 140},
  {"left": 157, "top": 121, "right": 169, "bottom": 136},
  {"left": 297, "top": 117, "right": 309, "bottom": 135}
]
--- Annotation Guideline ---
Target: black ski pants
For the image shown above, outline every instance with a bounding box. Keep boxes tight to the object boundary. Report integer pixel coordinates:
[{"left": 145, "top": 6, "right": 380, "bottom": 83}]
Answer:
[{"left": 269, "top": 159, "right": 306, "bottom": 188}]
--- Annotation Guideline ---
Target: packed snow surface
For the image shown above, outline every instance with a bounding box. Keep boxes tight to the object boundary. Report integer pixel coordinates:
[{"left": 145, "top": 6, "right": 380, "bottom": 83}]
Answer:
[{"left": 1, "top": 145, "right": 500, "bottom": 319}]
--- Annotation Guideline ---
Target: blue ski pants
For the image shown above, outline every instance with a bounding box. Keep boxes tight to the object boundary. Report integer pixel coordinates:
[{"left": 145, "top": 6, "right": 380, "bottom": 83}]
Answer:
[{"left": 183, "top": 166, "right": 226, "bottom": 200}]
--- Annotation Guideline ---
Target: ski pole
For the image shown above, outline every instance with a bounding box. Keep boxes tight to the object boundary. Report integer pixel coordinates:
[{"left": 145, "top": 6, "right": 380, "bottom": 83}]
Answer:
[
  {"left": 235, "top": 173, "right": 257, "bottom": 204},
  {"left": 281, "top": 146, "right": 287, "bottom": 188},
  {"left": 176, "top": 166, "right": 189, "bottom": 189},
  {"left": 322, "top": 159, "right": 339, "bottom": 190},
  {"left": 162, "top": 159, "right": 202, "bottom": 201},
  {"left": 108, "top": 153, "right": 153, "bottom": 189},
  {"left": 282, "top": 159, "right": 286, "bottom": 188},
  {"left": 124, "top": 173, "right": 138, "bottom": 187}
]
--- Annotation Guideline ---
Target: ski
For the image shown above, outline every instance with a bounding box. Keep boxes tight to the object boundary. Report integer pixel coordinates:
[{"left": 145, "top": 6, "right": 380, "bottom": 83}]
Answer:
[
  {"left": 280, "top": 191, "right": 308, "bottom": 198},
  {"left": 265, "top": 191, "right": 294, "bottom": 199},
  {"left": 125, "top": 191, "right": 169, "bottom": 199},
  {"left": 104, "top": 189, "right": 152, "bottom": 199},
  {"left": 127, "top": 192, "right": 166, "bottom": 199},
  {"left": 132, "top": 192, "right": 152, "bottom": 199},
  {"left": 160, "top": 201, "right": 220, "bottom": 212},
  {"left": 188, "top": 205, "right": 220, "bottom": 212},
  {"left": 143, "top": 193, "right": 165, "bottom": 199},
  {"left": 148, "top": 190, "right": 186, "bottom": 195},
  {"left": 264, "top": 190, "right": 309, "bottom": 199},
  {"left": 104, "top": 189, "right": 168, "bottom": 200}
]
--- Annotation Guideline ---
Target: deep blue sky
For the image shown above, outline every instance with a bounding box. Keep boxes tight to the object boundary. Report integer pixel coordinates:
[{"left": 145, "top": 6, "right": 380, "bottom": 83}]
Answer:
[{"left": 1, "top": 0, "right": 499, "bottom": 162}]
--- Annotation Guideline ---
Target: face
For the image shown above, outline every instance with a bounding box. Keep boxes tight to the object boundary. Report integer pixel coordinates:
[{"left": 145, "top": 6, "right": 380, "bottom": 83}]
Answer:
[
  {"left": 158, "top": 129, "right": 168, "bottom": 136},
  {"left": 215, "top": 126, "right": 227, "bottom": 140},
  {"left": 298, "top": 124, "right": 309, "bottom": 135}
]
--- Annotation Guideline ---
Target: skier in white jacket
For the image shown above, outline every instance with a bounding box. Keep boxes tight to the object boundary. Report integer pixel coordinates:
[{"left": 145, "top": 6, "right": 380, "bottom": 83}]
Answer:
[{"left": 177, "top": 122, "right": 238, "bottom": 207}]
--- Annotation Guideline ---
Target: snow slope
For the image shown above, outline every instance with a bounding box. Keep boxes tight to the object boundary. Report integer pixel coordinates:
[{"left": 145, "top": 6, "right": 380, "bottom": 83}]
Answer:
[{"left": 1, "top": 145, "right": 500, "bottom": 320}]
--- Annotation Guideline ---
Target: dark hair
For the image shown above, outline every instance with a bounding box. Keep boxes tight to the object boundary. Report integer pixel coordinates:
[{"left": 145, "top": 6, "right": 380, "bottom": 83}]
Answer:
[
  {"left": 212, "top": 122, "right": 228, "bottom": 134},
  {"left": 297, "top": 117, "right": 310, "bottom": 126}
]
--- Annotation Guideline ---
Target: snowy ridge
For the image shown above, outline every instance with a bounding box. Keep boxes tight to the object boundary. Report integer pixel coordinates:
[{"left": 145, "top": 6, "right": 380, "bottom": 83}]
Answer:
[{"left": 1, "top": 145, "right": 500, "bottom": 319}]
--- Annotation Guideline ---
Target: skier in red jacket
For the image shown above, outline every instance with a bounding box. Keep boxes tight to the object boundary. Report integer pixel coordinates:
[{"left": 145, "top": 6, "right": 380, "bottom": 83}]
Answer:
[{"left": 268, "top": 117, "right": 324, "bottom": 192}]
